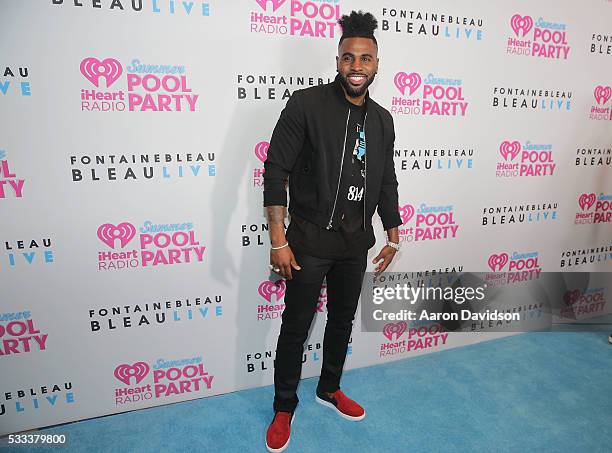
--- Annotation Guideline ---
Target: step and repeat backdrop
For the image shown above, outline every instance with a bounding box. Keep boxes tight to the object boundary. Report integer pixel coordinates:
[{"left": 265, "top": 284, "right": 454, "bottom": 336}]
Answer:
[{"left": 1, "top": 0, "right": 612, "bottom": 435}]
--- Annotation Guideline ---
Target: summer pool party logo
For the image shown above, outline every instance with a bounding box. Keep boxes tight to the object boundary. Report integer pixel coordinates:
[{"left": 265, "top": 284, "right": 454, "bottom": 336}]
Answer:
[
  {"left": 506, "top": 14, "right": 570, "bottom": 59},
  {"left": 79, "top": 57, "right": 199, "bottom": 112},
  {"left": 485, "top": 251, "right": 542, "bottom": 287},
  {"left": 390, "top": 72, "right": 468, "bottom": 117},
  {"left": 96, "top": 220, "right": 206, "bottom": 270},
  {"left": 379, "top": 322, "right": 448, "bottom": 358},
  {"left": 113, "top": 356, "right": 214, "bottom": 406},
  {"left": 397, "top": 202, "right": 459, "bottom": 242},
  {"left": 495, "top": 140, "right": 556, "bottom": 178},
  {"left": 249, "top": 0, "right": 342, "bottom": 38},
  {"left": 574, "top": 192, "right": 612, "bottom": 224}
]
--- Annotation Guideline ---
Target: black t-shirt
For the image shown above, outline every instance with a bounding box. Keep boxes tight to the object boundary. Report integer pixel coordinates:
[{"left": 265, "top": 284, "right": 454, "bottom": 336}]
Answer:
[{"left": 286, "top": 101, "right": 375, "bottom": 259}]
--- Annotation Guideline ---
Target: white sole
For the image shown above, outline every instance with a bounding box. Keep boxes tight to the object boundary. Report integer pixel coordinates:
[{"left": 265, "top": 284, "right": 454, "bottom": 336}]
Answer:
[
  {"left": 265, "top": 413, "right": 295, "bottom": 453},
  {"left": 609, "top": 335, "right": 612, "bottom": 344},
  {"left": 315, "top": 395, "right": 366, "bottom": 421}
]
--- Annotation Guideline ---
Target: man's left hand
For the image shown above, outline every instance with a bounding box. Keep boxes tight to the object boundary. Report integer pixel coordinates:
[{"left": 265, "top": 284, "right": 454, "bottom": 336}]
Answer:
[{"left": 372, "top": 246, "right": 397, "bottom": 274}]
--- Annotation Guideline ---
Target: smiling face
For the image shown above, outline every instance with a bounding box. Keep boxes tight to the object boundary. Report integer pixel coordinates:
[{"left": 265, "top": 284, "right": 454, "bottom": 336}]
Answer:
[{"left": 336, "top": 37, "right": 379, "bottom": 100}]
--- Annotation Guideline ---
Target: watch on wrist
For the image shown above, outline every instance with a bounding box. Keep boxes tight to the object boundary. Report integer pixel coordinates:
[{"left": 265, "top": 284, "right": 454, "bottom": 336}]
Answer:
[{"left": 386, "top": 240, "right": 401, "bottom": 251}]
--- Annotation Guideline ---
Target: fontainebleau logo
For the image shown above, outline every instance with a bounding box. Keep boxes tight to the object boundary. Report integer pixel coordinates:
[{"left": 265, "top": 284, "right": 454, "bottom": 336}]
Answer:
[
  {"left": 113, "top": 356, "right": 214, "bottom": 405},
  {"left": 574, "top": 192, "right": 612, "bottom": 224},
  {"left": 253, "top": 141, "right": 269, "bottom": 188},
  {"left": 250, "top": 0, "right": 342, "bottom": 38},
  {"left": 391, "top": 72, "right": 468, "bottom": 116},
  {"left": 96, "top": 220, "right": 206, "bottom": 270},
  {"left": 481, "top": 201, "right": 558, "bottom": 227},
  {"left": 560, "top": 244, "right": 612, "bottom": 269},
  {"left": 89, "top": 295, "right": 223, "bottom": 332},
  {"left": 589, "top": 85, "right": 612, "bottom": 121},
  {"left": 506, "top": 14, "right": 570, "bottom": 59},
  {"left": 0, "top": 149, "right": 25, "bottom": 199},
  {"left": 397, "top": 202, "right": 459, "bottom": 242},
  {"left": 237, "top": 73, "right": 332, "bottom": 101},
  {"left": 70, "top": 151, "right": 216, "bottom": 183},
  {"left": 1, "top": 65, "right": 31, "bottom": 96},
  {"left": 80, "top": 57, "right": 199, "bottom": 112},
  {"left": 492, "top": 86, "right": 571, "bottom": 111},
  {"left": 496, "top": 140, "right": 556, "bottom": 178},
  {"left": 4, "top": 237, "right": 54, "bottom": 268},
  {"left": 51, "top": 0, "right": 211, "bottom": 17},
  {"left": 380, "top": 7, "right": 483, "bottom": 41},
  {"left": 591, "top": 32, "right": 612, "bottom": 56},
  {"left": 394, "top": 144, "right": 475, "bottom": 172},
  {"left": 575, "top": 146, "right": 612, "bottom": 167}
]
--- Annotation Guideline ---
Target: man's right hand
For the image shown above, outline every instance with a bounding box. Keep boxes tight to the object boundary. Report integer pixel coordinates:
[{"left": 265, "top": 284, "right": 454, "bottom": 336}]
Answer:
[{"left": 270, "top": 246, "right": 301, "bottom": 280}]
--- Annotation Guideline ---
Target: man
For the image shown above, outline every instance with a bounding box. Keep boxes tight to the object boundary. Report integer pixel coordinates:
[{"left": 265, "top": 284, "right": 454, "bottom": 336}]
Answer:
[{"left": 263, "top": 11, "right": 402, "bottom": 452}]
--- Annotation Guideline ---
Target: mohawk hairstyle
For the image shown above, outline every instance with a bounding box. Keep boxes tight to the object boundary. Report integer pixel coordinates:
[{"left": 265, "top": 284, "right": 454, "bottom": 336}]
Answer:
[{"left": 338, "top": 10, "right": 378, "bottom": 45}]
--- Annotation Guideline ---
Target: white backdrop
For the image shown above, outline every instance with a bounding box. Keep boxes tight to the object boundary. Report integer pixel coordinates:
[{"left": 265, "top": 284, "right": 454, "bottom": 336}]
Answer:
[{"left": 1, "top": 0, "right": 611, "bottom": 435}]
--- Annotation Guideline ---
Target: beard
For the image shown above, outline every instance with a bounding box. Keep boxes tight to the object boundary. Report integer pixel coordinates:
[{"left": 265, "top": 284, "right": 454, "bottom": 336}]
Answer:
[{"left": 337, "top": 71, "right": 376, "bottom": 98}]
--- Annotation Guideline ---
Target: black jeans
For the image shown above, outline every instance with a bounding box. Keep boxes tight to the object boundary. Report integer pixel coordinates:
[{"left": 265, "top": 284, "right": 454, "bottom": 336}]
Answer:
[{"left": 273, "top": 249, "right": 367, "bottom": 413}]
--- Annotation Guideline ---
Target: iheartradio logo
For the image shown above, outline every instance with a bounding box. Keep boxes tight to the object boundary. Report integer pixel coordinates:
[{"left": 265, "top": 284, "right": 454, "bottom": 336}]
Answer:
[
  {"left": 383, "top": 321, "right": 407, "bottom": 341},
  {"left": 254, "top": 141, "right": 269, "bottom": 163},
  {"left": 594, "top": 86, "right": 612, "bottom": 105},
  {"left": 258, "top": 279, "right": 286, "bottom": 302},
  {"left": 487, "top": 253, "right": 509, "bottom": 272},
  {"left": 398, "top": 204, "right": 415, "bottom": 225},
  {"left": 80, "top": 57, "right": 123, "bottom": 88},
  {"left": 510, "top": 14, "right": 533, "bottom": 37},
  {"left": 394, "top": 72, "right": 421, "bottom": 96},
  {"left": 578, "top": 193, "right": 596, "bottom": 211},
  {"left": 114, "top": 361, "right": 150, "bottom": 385},
  {"left": 97, "top": 222, "right": 136, "bottom": 249},
  {"left": 254, "top": 0, "right": 285, "bottom": 12},
  {"left": 499, "top": 140, "right": 521, "bottom": 161}
]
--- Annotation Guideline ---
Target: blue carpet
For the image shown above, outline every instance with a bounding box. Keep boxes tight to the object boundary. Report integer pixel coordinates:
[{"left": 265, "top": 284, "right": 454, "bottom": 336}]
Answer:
[{"left": 14, "top": 332, "right": 612, "bottom": 453}]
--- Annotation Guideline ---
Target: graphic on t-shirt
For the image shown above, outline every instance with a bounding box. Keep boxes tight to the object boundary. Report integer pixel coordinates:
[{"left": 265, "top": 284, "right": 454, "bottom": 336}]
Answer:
[
  {"left": 347, "top": 122, "right": 366, "bottom": 201},
  {"left": 353, "top": 124, "right": 366, "bottom": 162}
]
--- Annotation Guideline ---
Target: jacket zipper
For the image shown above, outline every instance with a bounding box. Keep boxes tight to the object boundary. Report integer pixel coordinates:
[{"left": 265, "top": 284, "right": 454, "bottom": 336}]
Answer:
[
  {"left": 363, "top": 112, "right": 368, "bottom": 231},
  {"left": 327, "top": 108, "right": 351, "bottom": 230}
]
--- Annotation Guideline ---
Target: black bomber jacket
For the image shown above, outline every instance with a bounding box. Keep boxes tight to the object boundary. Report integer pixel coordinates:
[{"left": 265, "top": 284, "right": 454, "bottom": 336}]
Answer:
[{"left": 263, "top": 74, "right": 402, "bottom": 232}]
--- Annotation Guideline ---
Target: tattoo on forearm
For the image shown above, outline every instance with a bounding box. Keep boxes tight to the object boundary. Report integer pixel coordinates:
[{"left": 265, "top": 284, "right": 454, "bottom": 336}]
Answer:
[{"left": 266, "top": 206, "right": 286, "bottom": 225}]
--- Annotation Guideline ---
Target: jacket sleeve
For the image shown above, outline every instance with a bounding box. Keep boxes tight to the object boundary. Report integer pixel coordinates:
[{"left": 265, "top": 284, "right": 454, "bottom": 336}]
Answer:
[
  {"left": 377, "top": 112, "right": 403, "bottom": 231},
  {"left": 263, "top": 90, "right": 305, "bottom": 207}
]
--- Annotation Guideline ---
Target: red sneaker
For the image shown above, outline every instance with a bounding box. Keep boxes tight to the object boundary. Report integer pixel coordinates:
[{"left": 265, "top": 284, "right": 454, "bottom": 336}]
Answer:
[
  {"left": 266, "top": 411, "right": 294, "bottom": 452},
  {"left": 315, "top": 389, "right": 365, "bottom": 421}
]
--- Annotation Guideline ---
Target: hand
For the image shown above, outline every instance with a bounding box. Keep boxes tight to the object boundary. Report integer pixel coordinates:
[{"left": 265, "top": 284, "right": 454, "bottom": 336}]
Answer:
[
  {"left": 372, "top": 246, "right": 397, "bottom": 274},
  {"left": 270, "top": 245, "right": 301, "bottom": 280}
]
